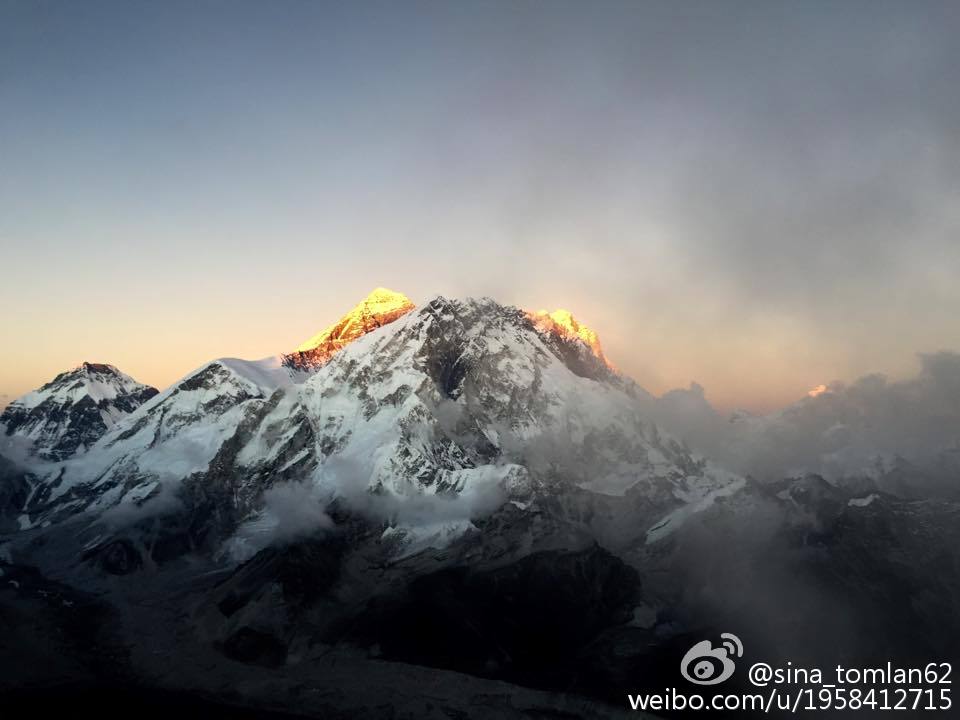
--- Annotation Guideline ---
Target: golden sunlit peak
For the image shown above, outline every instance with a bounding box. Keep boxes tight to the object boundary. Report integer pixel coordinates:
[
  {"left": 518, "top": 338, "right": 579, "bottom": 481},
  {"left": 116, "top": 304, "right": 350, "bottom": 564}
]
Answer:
[
  {"left": 362, "top": 287, "right": 414, "bottom": 308},
  {"left": 526, "top": 308, "right": 614, "bottom": 369},
  {"left": 807, "top": 384, "right": 829, "bottom": 398},
  {"left": 295, "top": 287, "right": 415, "bottom": 353},
  {"left": 284, "top": 288, "right": 415, "bottom": 370}
]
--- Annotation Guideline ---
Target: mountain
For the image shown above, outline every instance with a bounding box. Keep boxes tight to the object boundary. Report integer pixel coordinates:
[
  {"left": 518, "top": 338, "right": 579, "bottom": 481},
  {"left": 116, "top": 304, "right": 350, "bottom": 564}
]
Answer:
[
  {"left": 0, "top": 363, "right": 158, "bottom": 461},
  {"left": 10, "top": 293, "right": 738, "bottom": 551},
  {"left": 1, "top": 290, "right": 957, "bottom": 718}
]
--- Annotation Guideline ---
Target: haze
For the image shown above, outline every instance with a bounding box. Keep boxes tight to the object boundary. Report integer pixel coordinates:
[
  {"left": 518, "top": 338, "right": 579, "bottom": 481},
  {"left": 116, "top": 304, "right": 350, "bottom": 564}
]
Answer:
[{"left": 2, "top": 1, "right": 959, "bottom": 413}]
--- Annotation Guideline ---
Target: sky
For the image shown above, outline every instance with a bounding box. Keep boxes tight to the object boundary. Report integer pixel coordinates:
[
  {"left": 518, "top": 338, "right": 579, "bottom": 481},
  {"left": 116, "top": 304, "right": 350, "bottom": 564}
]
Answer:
[{"left": 1, "top": 0, "right": 959, "bottom": 413}]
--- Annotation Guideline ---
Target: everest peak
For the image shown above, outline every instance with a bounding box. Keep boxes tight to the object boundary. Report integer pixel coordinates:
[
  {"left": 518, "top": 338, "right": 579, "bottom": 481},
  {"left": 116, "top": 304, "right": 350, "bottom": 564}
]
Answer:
[{"left": 284, "top": 287, "right": 416, "bottom": 370}]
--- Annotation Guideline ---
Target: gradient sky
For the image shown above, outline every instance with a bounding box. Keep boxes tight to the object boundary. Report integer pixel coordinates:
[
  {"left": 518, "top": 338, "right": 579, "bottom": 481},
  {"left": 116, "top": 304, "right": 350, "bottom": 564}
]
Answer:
[{"left": 2, "top": 0, "right": 959, "bottom": 412}]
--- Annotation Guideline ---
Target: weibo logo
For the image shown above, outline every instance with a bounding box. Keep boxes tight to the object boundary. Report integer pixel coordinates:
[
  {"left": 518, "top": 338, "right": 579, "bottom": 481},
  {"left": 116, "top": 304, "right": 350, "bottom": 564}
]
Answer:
[{"left": 680, "top": 633, "right": 743, "bottom": 686}]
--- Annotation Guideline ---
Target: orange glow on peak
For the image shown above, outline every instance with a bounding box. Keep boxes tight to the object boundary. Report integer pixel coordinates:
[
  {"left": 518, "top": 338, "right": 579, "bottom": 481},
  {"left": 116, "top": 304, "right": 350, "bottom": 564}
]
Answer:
[
  {"left": 284, "top": 287, "right": 415, "bottom": 370},
  {"left": 295, "top": 287, "right": 414, "bottom": 353},
  {"left": 807, "top": 384, "right": 828, "bottom": 398},
  {"left": 526, "top": 308, "right": 614, "bottom": 369}
]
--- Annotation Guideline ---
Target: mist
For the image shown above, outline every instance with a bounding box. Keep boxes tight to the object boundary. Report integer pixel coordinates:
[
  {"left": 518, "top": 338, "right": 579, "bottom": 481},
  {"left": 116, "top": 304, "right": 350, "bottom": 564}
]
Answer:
[
  {"left": 320, "top": 456, "right": 507, "bottom": 527},
  {"left": 224, "top": 480, "right": 334, "bottom": 563},
  {"left": 654, "top": 351, "right": 960, "bottom": 496}
]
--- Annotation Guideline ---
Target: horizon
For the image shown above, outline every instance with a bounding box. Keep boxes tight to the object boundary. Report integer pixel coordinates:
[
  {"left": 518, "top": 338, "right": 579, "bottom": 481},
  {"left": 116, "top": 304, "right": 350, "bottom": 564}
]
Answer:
[
  {"left": 0, "top": 284, "right": 952, "bottom": 416},
  {"left": 3, "top": 1, "right": 960, "bottom": 413}
]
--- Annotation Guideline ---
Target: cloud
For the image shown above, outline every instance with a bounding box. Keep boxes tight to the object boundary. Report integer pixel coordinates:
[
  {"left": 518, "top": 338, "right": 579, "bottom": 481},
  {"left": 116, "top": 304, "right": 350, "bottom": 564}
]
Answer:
[
  {"left": 225, "top": 480, "right": 334, "bottom": 562},
  {"left": 655, "top": 352, "right": 960, "bottom": 495},
  {"left": 319, "top": 456, "right": 506, "bottom": 528},
  {"left": 224, "top": 454, "right": 509, "bottom": 564}
]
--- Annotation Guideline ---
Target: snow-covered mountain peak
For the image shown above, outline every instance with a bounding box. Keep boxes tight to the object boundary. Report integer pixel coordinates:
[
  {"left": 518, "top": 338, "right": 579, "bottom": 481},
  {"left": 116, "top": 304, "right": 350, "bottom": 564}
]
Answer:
[
  {"left": 7, "top": 292, "right": 744, "bottom": 561},
  {"left": 283, "top": 287, "right": 416, "bottom": 371},
  {"left": 0, "top": 362, "right": 158, "bottom": 460}
]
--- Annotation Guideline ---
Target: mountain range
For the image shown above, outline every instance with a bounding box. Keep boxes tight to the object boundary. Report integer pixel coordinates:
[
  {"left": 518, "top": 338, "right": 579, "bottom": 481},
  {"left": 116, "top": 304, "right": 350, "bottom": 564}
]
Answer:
[{"left": 1, "top": 288, "right": 958, "bottom": 718}]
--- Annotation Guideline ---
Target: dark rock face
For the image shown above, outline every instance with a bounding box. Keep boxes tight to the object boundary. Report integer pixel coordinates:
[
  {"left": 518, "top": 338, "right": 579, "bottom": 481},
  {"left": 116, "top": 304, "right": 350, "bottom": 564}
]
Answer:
[
  {"left": 0, "top": 454, "right": 33, "bottom": 530},
  {"left": 0, "top": 562, "right": 128, "bottom": 691},
  {"left": 94, "top": 539, "right": 143, "bottom": 576},
  {"left": 3, "top": 471, "right": 960, "bottom": 718},
  {"left": 332, "top": 545, "right": 641, "bottom": 690},
  {"left": 214, "top": 536, "right": 345, "bottom": 618},
  {"left": 222, "top": 626, "right": 288, "bottom": 667}
]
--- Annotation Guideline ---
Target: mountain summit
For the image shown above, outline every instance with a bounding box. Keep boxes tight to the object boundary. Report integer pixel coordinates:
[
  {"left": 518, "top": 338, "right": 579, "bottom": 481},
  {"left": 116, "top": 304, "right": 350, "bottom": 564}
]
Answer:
[
  {"left": 283, "top": 287, "right": 416, "bottom": 370},
  {"left": 0, "top": 362, "right": 158, "bottom": 460},
  {"left": 527, "top": 308, "right": 613, "bottom": 370}
]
